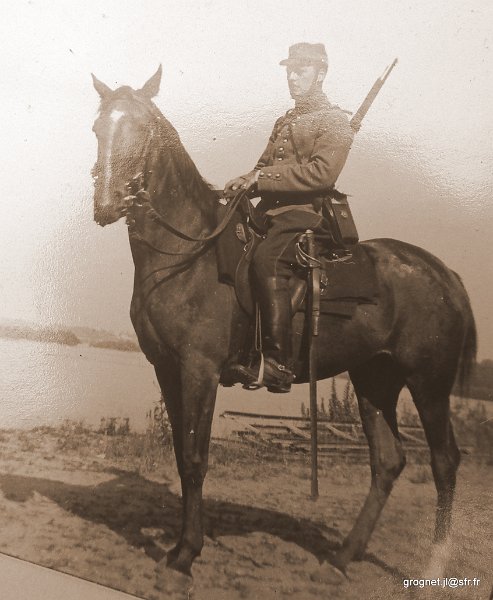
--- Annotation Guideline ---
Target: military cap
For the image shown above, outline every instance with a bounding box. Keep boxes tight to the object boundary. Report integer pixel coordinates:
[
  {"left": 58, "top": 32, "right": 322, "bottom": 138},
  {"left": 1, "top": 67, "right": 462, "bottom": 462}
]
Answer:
[{"left": 279, "top": 43, "right": 328, "bottom": 67}]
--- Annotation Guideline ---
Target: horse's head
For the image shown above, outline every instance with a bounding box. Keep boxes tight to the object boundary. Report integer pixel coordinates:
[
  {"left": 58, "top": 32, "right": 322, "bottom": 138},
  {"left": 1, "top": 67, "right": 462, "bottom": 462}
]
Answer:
[{"left": 91, "top": 66, "right": 162, "bottom": 226}]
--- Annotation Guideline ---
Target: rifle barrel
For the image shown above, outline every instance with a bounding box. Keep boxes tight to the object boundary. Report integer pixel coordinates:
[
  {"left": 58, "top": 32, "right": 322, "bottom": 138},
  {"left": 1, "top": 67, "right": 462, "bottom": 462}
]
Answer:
[
  {"left": 380, "top": 58, "right": 398, "bottom": 82},
  {"left": 350, "top": 58, "right": 398, "bottom": 132}
]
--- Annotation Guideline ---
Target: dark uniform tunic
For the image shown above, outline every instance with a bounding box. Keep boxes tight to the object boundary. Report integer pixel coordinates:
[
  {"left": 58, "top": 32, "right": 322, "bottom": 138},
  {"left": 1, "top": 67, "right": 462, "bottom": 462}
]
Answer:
[{"left": 252, "top": 91, "right": 354, "bottom": 280}]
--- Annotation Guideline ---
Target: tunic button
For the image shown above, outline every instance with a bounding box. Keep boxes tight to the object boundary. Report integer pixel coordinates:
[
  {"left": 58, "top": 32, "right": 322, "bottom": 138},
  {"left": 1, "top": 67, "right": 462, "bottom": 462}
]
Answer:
[
  {"left": 283, "top": 139, "right": 288, "bottom": 143},
  {"left": 259, "top": 171, "right": 265, "bottom": 177},
  {"left": 279, "top": 147, "right": 284, "bottom": 151},
  {"left": 278, "top": 157, "right": 283, "bottom": 161},
  {"left": 267, "top": 173, "right": 272, "bottom": 178},
  {"left": 275, "top": 173, "right": 281, "bottom": 179}
]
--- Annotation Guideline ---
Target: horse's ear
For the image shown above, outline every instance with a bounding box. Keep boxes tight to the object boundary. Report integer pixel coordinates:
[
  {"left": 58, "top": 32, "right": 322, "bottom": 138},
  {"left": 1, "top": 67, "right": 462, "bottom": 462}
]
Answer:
[
  {"left": 92, "top": 73, "right": 113, "bottom": 99},
  {"left": 139, "top": 64, "right": 162, "bottom": 98}
]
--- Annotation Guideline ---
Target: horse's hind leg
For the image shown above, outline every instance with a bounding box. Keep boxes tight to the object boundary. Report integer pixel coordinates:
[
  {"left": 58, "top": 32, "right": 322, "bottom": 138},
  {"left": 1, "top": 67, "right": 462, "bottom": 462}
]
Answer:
[
  {"left": 334, "top": 355, "right": 406, "bottom": 571},
  {"left": 406, "top": 375, "right": 460, "bottom": 576}
]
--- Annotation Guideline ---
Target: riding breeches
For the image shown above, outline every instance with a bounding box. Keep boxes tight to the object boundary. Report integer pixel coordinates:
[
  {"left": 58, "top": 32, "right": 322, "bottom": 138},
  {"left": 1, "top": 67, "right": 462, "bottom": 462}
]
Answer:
[{"left": 252, "top": 209, "right": 328, "bottom": 281}]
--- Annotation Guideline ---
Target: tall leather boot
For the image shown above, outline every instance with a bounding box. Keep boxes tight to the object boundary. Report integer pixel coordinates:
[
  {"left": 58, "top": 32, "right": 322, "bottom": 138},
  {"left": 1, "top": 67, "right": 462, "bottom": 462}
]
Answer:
[
  {"left": 257, "top": 276, "right": 295, "bottom": 392},
  {"left": 226, "top": 276, "right": 295, "bottom": 393}
]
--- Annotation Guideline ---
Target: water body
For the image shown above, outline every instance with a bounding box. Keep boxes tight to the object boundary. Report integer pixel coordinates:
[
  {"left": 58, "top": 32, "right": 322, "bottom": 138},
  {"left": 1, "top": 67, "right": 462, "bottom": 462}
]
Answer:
[
  {"left": 1, "top": 339, "right": 490, "bottom": 434},
  {"left": 0, "top": 338, "right": 319, "bottom": 432},
  {"left": 0, "top": 339, "right": 159, "bottom": 430}
]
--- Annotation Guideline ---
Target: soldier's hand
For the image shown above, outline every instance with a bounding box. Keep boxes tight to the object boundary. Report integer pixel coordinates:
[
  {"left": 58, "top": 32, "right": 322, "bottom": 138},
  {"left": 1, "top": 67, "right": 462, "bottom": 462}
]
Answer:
[
  {"left": 224, "top": 170, "right": 259, "bottom": 199},
  {"left": 223, "top": 176, "right": 245, "bottom": 198}
]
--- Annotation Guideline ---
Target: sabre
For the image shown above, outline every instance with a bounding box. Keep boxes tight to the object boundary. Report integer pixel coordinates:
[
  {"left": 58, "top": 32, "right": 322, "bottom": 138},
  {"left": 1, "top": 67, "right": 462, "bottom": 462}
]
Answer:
[
  {"left": 304, "top": 229, "right": 321, "bottom": 500},
  {"left": 350, "top": 58, "right": 398, "bottom": 133}
]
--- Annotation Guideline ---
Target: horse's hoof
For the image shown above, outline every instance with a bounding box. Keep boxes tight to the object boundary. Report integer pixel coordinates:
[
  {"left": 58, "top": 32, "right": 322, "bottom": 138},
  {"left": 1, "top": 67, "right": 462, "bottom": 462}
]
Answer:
[
  {"left": 165, "top": 545, "right": 197, "bottom": 577},
  {"left": 310, "top": 562, "right": 346, "bottom": 585},
  {"left": 166, "top": 556, "right": 193, "bottom": 577},
  {"left": 329, "top": 553, "right": 349, "bottom": 577},
  {"left": 166, "top": 544, "right": 181, "bottom": 565},
  {"left": 155, "top": 559, "right": 193, "bottom": 595}
]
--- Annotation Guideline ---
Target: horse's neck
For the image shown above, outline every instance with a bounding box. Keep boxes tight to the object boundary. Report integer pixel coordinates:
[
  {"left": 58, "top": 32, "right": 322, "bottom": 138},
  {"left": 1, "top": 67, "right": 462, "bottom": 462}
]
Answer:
[
  {"left": 151, "top": 145, "right": 214, "bottom": 232},
  {"left": 128, "top": 147, "right": 216, "bottom": 288}
]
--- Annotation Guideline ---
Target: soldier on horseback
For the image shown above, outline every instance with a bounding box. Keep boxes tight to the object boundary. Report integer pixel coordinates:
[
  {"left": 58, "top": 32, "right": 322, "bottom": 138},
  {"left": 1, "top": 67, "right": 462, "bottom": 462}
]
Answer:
[
  {"left": 93, "top": 60, "right": 475, "bottom": 576},
  {"left": 223, "top": 43, "right": 354, "bottom": 392}
]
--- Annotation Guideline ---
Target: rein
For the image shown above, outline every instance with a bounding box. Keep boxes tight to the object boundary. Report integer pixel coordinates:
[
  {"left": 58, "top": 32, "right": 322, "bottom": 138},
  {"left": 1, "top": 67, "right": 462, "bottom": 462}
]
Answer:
[
  {"left": 124, "top": 172, "right": 248, "bottom": 257},
  {"left": 124, "top": 177, "right": 249, "bottom": 306}
]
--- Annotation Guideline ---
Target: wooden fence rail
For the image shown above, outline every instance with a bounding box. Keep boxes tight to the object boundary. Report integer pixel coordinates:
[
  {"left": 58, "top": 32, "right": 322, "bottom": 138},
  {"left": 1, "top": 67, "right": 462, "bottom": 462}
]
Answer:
[{"left": 219, "top": 410, "right": 437, "bottom": 458}]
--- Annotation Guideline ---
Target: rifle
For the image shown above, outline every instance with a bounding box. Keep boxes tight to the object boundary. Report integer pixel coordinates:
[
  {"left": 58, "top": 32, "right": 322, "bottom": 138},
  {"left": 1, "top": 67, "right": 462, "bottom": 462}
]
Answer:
[{"left": 350, "top": 58, "right": 398, "bottom": 133}]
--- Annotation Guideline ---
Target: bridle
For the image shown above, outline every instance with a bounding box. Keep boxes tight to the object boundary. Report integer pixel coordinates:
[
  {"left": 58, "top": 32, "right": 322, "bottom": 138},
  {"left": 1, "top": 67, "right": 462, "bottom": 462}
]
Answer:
[
  {"left": 95, "top": 93, "right": 251, "bottom": 310},
  {"left": 112, "top": 106, "right": 247, "bottom": 259}
]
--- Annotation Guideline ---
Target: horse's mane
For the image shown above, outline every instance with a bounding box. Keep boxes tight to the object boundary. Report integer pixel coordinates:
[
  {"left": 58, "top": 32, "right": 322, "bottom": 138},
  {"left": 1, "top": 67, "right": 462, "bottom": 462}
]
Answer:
[{"left": 151, "top": 104, "right": 217, "bottom": 213}]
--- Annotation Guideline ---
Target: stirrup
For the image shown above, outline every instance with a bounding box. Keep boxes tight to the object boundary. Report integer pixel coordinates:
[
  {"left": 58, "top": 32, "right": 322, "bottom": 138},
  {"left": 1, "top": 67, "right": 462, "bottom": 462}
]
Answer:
[
  {"left": 239, "top": 355, "right": 294, "bottom": 393},
  {"left": 220, "top": 354, "right": 264, "bottom": 390},
  {"left": 241, "top": 353, "right": 265, "bottom": 390},
  {"left": 263, "top": 357, "right": 295, "bottom": 393}
]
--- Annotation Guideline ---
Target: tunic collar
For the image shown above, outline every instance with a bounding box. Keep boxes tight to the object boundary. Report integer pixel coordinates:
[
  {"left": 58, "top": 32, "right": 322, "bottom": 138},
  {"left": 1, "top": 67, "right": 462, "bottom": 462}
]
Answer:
[{"left": 294, "top": 91, "right": 331, "bottom": 114}]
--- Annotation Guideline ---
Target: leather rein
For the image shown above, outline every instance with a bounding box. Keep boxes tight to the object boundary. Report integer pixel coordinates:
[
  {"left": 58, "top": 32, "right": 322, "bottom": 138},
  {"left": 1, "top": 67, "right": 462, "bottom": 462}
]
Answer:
[{"left": 122, "top": 169, "right": 248, "bottom": 258}]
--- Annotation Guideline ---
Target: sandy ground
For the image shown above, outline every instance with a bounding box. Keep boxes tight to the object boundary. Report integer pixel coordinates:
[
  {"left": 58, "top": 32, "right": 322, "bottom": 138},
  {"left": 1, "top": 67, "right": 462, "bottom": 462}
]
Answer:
[{"left": 0, "top": 427, "right": 491, "bottom": 600}]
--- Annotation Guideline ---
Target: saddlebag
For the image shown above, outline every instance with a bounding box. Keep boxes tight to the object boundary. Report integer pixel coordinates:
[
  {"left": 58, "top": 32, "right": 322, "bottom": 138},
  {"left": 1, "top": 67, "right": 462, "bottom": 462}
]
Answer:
[{"left": 320, "top": 191, "right": 359, "bottom": 247}]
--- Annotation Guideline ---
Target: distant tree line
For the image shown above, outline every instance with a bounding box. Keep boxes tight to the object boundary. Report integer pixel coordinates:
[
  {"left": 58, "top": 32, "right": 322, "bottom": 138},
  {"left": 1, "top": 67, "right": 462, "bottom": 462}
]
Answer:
[
  {"left": 0, "top": 323, "right": 79, "bottom": 346},
  {"left": 458, "top": 359, "right": 493, "bottom": 402},
  {"left": 90, "top": 339, "right": 140, "bottom": 352},
  {"left": 0, "top": 322, "right": 139, "bottom": 352}
]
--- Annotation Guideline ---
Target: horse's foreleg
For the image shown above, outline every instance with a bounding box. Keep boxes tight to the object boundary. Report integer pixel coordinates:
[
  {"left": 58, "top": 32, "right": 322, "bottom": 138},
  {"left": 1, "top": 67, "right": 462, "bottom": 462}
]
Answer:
[
  {"left": 334, "top": 360, "right": 405, "bottom": 571},
  {"left": 154, "top": 362, "right": 186, "bottom": 557},
  {"left": 155, "top": 362, "right": 183, "bottom": 472},
  {"left": 166, "top": 358, "right": 219, "bottom": 575}
]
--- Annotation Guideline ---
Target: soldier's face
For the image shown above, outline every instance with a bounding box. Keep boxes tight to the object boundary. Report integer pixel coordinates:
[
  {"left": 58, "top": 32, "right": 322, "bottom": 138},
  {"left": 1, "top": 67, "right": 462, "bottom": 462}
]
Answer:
[{"left": 287, "top": 64, "right": 319, "bottom": 99}]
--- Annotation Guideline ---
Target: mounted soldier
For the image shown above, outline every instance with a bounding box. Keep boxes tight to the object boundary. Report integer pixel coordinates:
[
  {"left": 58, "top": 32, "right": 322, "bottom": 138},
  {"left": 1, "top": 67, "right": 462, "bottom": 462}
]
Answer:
[
  {"left": 223, "top": 42, "right": 354, "bottom": 393},
  {"left": 92, "top": 61, "right": 476, "bottom": 576}
]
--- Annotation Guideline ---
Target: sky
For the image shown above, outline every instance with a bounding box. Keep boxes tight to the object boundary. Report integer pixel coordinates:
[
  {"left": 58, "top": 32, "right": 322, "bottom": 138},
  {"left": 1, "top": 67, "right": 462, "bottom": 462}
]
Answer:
[{"left": 0, "top": 0, "right": 492, "bottom": 357}]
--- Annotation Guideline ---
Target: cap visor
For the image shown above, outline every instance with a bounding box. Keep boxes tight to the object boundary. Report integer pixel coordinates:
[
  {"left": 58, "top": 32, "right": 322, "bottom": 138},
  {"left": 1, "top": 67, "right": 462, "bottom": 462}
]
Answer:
[{"left": 279, "top": 58, "right": 309, "bottom": 66}]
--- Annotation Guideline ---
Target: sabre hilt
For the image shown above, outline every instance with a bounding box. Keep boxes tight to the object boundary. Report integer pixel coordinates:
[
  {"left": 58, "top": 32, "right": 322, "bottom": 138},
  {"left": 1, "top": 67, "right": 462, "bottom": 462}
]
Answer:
[{"left": 304, "top": 230, "right": 321, "bottom": 337}]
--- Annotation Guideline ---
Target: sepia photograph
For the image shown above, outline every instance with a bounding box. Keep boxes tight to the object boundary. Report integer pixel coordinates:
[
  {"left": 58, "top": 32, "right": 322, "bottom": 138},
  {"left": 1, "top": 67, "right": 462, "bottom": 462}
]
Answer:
[{"left": 0, "top": 1, "right": 491, "bottom": 598}]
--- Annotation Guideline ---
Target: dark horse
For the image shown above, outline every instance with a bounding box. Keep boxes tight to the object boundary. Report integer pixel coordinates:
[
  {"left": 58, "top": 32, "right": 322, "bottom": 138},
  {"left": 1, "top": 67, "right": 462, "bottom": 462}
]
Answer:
[{"left": 91, "top": 66, "right": 476, "bottom": 576}]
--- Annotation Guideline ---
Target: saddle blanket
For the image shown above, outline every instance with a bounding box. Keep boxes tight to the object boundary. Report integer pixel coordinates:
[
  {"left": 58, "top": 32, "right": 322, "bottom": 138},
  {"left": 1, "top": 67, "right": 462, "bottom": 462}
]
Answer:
[
  {"left": 313, "top": 244, "right": 378, "bottom": 317},
  {"left": 215, "top": 205, "right": 378, "bottom": 318}
]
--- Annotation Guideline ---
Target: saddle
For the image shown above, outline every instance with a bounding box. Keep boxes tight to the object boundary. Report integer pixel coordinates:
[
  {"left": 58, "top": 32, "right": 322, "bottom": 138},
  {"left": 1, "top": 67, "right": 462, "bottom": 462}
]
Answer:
[{"left": 215, "top": 198, "right": 378, "bottom": 320}]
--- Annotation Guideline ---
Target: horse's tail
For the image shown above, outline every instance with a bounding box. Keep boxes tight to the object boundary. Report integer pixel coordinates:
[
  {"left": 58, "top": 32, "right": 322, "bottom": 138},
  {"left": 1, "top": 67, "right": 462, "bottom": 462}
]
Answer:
[{"left": 455, "top": 272, "right": 477, "bottom": 397}]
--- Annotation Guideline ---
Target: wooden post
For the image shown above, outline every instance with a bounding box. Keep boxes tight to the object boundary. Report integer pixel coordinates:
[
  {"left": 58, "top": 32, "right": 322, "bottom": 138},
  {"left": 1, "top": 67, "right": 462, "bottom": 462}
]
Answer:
[{"left": 305, "top": 230, "right": 320, "bottom": 500}]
